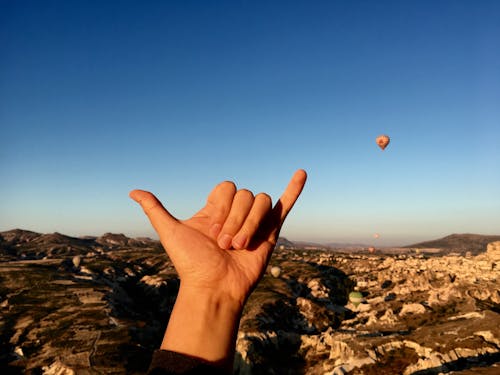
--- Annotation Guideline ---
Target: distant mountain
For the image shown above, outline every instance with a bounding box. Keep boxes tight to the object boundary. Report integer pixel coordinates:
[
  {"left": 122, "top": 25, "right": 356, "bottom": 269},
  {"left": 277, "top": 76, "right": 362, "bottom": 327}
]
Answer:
[
  {"left": 405, "top": 233, "right": 500, "bottom": 255},
  {"left": 276, "top": 237, "right": 296, "bottom": 248},
  {"left": 291, "top": 241, "right": 367, "bottom": 250},
  {"left": 1, "top": 229, "right": 293, "bottom": 251},
  {"left": 0, "top": 229, "right": 41, "bottom": 243},
  {"left": 3, "top": 229, "right": 499, "bottom": 257},
  {"left": 325, "top": 242, "right": 368, "bottom": 249},
  {"left": 291, "top": 240, "right": 329, "bottom": 249},
  {"left": 0, "top": 229, "right": 158, "bottom": 260}
]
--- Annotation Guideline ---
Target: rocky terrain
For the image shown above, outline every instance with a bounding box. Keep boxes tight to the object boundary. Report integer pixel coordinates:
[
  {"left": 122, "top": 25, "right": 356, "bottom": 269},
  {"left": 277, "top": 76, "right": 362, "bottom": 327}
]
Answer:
[{"left": 1, "top": 229, "right": 499, "bottom": 374}]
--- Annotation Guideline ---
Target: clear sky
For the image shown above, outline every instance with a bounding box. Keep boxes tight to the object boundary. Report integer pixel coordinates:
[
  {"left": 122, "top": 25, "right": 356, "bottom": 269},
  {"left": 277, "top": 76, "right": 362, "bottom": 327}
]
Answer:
[{"left": 1, "top": 1, "right": 499, "bottom": 246}]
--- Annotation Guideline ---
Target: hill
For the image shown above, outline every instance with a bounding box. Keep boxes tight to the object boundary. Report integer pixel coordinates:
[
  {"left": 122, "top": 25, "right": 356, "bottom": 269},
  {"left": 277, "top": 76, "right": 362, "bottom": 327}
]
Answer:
[{"left": 405, "top": 233, "right": 500, "bottom": 255}]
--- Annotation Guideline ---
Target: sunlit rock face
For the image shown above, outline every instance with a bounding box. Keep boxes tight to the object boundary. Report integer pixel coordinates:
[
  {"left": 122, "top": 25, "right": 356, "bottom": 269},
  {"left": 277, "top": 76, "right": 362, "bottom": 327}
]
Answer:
[
  {"left": 235, "top": 243, "right": 500, "bottom": 374},
  {"left": 486, "top": 241, "right": 500, "bottom": 261},
  {"left": 1, "top": 230, "right": 499, "bottom": 374}
]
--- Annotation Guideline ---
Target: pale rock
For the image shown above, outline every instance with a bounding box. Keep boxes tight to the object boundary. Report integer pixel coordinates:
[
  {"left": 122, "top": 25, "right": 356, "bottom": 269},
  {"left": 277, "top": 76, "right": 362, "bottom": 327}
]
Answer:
[
  {"left": 402, "top": 340, "right": 433, "bottom": 357},
  {"left": 366, "top": 296, "right": 384, "bottom": 305},
  {"left": 379, "top": 308, "right": 397, "bottom": 324},
  {"left": 448, "top": 311, "right": 484, "bottom": 321},
  {"left": 475, "top": 330, "right": 500, "bottom": 346},
  {"left": 10, "top": 316, "right": 34, "bottom": 344},
  {"left": 392, "top": 285, "right": 411, "bottom": 295},
  {"left": 103, "top": 267, "right": 115, "bottom": 276},
  {"left": 14, "top": 346, "right": 24, "bottom": 358},
  {"left": 79, "top": 266, "right": 93, "bottom": 275},
  {"left": 124, "top": 267, "right": 136, "bottom": 277},
  {"left": 356, "top": 303, "right": 371, "bottom": 312},
  {"left": 328, "top": 340, "right": 354, "bottom": 363},
  {"left": 325, "top": 366, "right": 349, "bottom": 375},
  {"left": 446, "top": 348, "right": 460, "bottom": 361},
  {"left": 307, "top": 278, "right": 330, "bottom": 299},
  {"left": 234, "top": 331, "right": 280, "bottom": 375},
  {"left": 427, "top": 285, "right": 462, "bottom": 306},
  {"left": 486, "top": 241, "right": 500, "bottom": 261},
  {"left": 403, "top": 353, "right": 444, "bottom": 375},
  {"left": 380, "top": 257, "right": 395, "bottom": 268},
  {"left": 300, "top": 333, "right": 329, "bottom": 353},
  {"left": 492, "top": 290, "right": 500, "bottom": 304},
  {"left": 296, "top": 297, "right": 320, "bottom": 332},
  {"left": 140, "top": 275, "right": 166, "bottom": 288},
  {"left": 399, "top": 303, "right": 426, "bottom": 316},
  {"left": 365, "top": 311, "right": 378, "bottom": 326},
  {"left": 470, "top": 288, "right": 492, "bottom": 301},
  {"left": 42, "top": 360, "right": 75, "bottom": 375},
  {"left": 356, "top": 280, "right": 368, "bottom": 288},
  {"left": 327, "top": 356, "right": 376, "bottom": 374}
]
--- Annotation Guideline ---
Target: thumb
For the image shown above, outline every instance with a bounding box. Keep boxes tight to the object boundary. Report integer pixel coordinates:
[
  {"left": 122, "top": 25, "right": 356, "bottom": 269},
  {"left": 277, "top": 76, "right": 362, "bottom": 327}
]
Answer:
[{"left": 129, "top": 189, "right": 179, "bottom": 242}]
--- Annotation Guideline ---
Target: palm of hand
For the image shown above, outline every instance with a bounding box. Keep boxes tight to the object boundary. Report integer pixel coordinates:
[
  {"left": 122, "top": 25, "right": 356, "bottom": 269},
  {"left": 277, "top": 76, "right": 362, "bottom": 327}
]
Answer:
[{"left": 162, "top": 213, "right": 273, "bottom": 304}]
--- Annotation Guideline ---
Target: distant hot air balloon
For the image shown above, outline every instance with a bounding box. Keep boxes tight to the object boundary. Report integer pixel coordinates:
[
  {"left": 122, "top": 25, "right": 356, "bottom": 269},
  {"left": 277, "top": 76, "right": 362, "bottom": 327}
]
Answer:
[
  {"left": 270, "top": 266, "right": 282, "bottom": 278},
  {"left": 348, "top": 291, "right": 364, "bottom": 307},
  {"left": 373, "top": 233, "right": 380, "bottom": 239},
  {"left": 368, "top": 246, "right": 376, "bottom": 254},
  {"left": 72, "top": 255, "right": 81, "bottom": 268},
  {"left": 376, "top": 135, "right": 390, "bottom": 150}
]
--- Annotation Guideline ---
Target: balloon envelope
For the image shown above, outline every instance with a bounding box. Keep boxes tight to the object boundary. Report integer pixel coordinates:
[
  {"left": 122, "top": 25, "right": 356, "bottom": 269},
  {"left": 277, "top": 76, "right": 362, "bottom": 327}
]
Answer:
[
  {"left": 349, "top": 291, "right": 364, "bottom": 306},
  {"left": 270, "top": 266, "right": 281, "bottom": 278},
  {"left": 376, "top": 135, "right": 390, "bottom": 150},
  {"left": 72, "top": 255, "right": 81, "bottom": 268}
]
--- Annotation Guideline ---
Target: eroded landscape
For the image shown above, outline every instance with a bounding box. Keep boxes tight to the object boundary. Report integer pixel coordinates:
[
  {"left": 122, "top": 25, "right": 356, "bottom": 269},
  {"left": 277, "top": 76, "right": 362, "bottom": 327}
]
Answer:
[{"left": 1, "top": 229, "right": 499, "bottom": 374}]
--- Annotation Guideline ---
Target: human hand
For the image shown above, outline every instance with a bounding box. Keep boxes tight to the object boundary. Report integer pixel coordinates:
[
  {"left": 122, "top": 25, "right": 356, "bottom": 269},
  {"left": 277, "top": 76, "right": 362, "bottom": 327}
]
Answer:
[
  {"left": 129, "top": 169, "right": 307, "bottom": 306},
  {"left": 130, "top": 170, "right": 306, "bottom": 368}
]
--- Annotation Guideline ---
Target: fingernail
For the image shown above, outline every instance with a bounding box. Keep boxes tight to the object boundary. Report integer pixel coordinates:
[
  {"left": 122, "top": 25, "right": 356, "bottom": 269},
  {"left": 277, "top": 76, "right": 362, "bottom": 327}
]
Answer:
[
  {"left": 218, "top": 234, "right": 233, "bottom": 249},
  {"left": 232, "top": 234, "right": 247, "bottom": 249},
  {"left": 209, "top": 223, "right": 222, "bottom": 238}
]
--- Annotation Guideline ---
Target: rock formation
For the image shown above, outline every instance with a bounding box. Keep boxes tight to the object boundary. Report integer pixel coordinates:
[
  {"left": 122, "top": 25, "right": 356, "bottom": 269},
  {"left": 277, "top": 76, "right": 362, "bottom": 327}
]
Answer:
[{"left": 1, "top": 230, "right": 499, "bottom": 374}]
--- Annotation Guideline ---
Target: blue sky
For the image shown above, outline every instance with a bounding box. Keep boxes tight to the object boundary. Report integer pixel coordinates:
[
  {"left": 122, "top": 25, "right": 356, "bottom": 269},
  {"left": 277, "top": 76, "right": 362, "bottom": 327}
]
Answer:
[{"left": 1, "top": 1, "right": 499, "bottom": 246}]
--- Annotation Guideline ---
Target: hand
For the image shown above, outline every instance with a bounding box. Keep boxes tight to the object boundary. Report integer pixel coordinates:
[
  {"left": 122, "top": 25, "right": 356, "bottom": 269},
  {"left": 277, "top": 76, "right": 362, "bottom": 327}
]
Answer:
[
  {"left": 129, "top": 169, "right": 307, "bottom": 306},
  {"left": 129, "top": 169, "right": 307, "bottom": 368}
]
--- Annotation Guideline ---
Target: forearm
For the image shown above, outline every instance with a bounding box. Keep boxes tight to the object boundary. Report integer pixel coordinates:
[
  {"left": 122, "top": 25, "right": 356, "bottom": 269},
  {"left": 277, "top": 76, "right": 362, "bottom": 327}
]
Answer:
[{"left": 160, "top": 286, "right": 244, "bottom": 372}]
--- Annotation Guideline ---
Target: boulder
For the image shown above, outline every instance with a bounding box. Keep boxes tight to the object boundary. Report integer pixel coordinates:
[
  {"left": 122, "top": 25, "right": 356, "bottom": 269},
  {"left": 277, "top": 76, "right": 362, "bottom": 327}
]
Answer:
[{"left": 486, "top": 241, "right": 500, "bottom": 261}]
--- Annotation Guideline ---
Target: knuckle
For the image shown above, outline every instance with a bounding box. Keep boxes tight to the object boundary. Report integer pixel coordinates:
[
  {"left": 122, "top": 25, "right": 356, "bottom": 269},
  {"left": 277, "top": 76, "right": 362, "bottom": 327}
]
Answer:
[
  {"left": 143, "top": 201, "right": 161, "bottom": 213},
  {"left": 223, "top": 216, "right": 240, "bottom": 230},
  {"left": 139, "top": 194, "right": 159, "bottom": 211},
  {"left": 243, "top": 217, "right": 259, "bottom": 230},
  {"left": 214, "top": 204, "right": 230, "bottom": 218}
]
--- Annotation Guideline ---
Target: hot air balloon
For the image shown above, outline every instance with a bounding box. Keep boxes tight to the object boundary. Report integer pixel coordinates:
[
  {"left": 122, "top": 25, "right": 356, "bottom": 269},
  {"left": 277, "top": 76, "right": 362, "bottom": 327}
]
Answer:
[
  {"left": 72, "top": 255, "right": 81, "bottom": 268},
  {"left": 348, "top": 291, "right": 364, "bottom": 307},
  {"left": 368, "top": 246, "right": 376, "bottom": 254},
  {"left": 373, "top": 233, "right": 380, "bottom": 239},
  {"left": 376, "top": 135, "right": 390, "bottom": 150},
  {"left": 270, "top": 266, "right": 282, "bottom": 278}
]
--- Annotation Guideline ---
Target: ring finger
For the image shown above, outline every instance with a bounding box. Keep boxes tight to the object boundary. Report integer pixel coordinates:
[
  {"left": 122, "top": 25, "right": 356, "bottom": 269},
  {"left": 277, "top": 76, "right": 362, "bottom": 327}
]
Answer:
[
  {"left": 231, "top": 193, "right": 272, "bottom": 250},
  {"left": 217, "top": 189, "right": 254, "bottom": 249}
]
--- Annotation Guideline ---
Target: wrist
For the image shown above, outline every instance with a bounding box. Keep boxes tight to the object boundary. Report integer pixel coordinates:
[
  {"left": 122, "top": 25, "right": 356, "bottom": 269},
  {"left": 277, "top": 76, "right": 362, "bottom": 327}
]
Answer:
[{"left": 160, "top": 285, "right": 243, "bottom": 370}]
